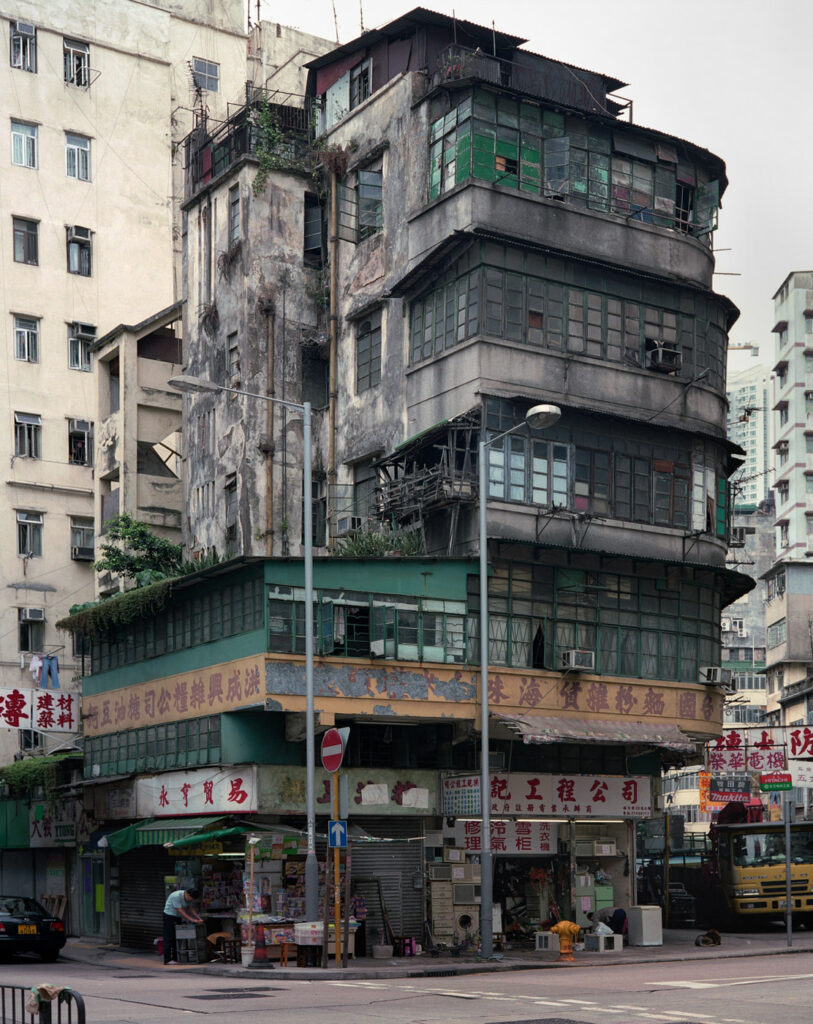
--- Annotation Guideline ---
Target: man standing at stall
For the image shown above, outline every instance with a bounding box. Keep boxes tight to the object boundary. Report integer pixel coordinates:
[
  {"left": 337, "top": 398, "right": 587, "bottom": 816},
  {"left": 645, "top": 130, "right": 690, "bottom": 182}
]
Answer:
[{"left": 163, "top": 887, "right": 203, "bottom": 965}]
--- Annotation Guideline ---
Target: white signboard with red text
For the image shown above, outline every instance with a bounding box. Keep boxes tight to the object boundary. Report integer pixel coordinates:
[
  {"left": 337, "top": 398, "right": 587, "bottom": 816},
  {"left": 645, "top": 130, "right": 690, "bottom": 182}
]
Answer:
[
  {"left": 442, "top": 772, "right": 651, "bottom": 819},
  {"left": 454, "top": 819, "right": 560, "bottom": 855},
  {"left": 705, "top": 728, "right": 786, "bottom": 773},
  {"left": 136, "top": 766, "right": 258, "bottom": 816},
  {"left": 0, "top": 687, "right": 79, "bottom": 732}
]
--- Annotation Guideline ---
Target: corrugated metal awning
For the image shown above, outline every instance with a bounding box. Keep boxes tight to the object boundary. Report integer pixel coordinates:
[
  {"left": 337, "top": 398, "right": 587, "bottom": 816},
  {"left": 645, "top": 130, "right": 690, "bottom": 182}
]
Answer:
[{"left": 495, "top": 713, "right": 697, "bottom": 751}]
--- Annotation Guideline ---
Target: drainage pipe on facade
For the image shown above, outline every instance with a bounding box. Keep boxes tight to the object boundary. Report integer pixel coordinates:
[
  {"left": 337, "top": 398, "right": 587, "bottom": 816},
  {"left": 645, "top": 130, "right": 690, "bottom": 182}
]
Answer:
[
  {"left": 265, "top": 305, "right": 276, "bottom": 556},
  {"left": 327, "top": 169, "right": 339, "bottom": 549}
]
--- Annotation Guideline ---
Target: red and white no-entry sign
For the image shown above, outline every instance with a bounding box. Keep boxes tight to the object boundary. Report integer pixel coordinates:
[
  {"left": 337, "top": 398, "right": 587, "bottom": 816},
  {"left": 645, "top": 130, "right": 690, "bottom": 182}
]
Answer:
[{"left": 320, "top": 728, "right": 346, "bottom": 773}]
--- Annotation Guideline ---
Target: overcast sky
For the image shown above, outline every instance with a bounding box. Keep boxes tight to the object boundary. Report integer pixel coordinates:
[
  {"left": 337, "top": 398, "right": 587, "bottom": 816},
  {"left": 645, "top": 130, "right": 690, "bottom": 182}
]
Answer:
[{"left": 260, "top": 0, "right": 811, "bottom": 377}]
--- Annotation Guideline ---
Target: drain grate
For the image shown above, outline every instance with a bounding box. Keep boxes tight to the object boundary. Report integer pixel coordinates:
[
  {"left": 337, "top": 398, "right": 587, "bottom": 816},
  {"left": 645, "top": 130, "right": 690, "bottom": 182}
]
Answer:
[{"left": 421, "top": 969, "right": 459, "bottom": 977}]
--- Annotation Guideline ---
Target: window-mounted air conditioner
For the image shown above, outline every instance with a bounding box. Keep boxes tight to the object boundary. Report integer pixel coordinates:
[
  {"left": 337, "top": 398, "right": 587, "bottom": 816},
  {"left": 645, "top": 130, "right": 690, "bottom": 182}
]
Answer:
[
  {"left": 72, "top": 322, "right": 96, "bottom": 340},
  {"left": 647, "top": 345, "right": 682, "bottom": 373},
  {"left": 70, "top": 419, "right": 91, "bottom": 434},
  {"left": 452, "top": 884, "right": 481, "bottom": 905},
  {"left": 13, "top": 21, "right": 36, "bottom": 36},
  {"left": 369, "top": 639, "right": 385, "bottom": 657},
  {"left": 21, "top": 608, "right": 45, "bottom": 622},
  {"left": 67, "top": 226, "right": 92, "bottom": 243},
  {"left": 72, "top": 546, "right": 94, "bottom": 561},
  {"left": 721, "top": 618, "right": 731, "bottom": 632},
  {"left": 560, "top": 648, "right": 595, "bottom": 671},
  {"left": 699, "top": 666, "right": 732, "bottom": 686},
  {"left": 335, "top": 515, "right": 362, "bottom": 537}
]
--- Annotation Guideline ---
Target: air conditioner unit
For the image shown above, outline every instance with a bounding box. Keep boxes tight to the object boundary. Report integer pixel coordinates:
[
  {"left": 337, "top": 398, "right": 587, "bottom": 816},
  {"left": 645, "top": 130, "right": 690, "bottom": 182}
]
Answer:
[
  {"left": 369, "top": 639, "right": 385, "bottom": 657},
  {"left": 699, "top": 666, "right": 732, "bottom": 686},
  {"left": 72, "top": 322, "right": 96, "bottom": 340},
  {"left": 70, "top": 419, "right": 91, "bottom": 434},
  {"left": 647, "top": 345, "right": 682, "bottom": 373},
  {"left": 21, "top": 608, "right": 45, "bottom": 622},
  {"left": 452, "top": 883, "right": 481, "bottom": 905},
  {"left": 335, "top": 515, "right": 362, "bottom": 536},
  {"left": 72, "top": 546, "right": 94, "bottom": 561},
  {"left": 13, "top": 21, "right": 36, "bottom": 35},
  {"left": 67, "top": 226, "right": 92, "bottom": 243},
  {"left": 729, "top": 527, "right": 746, "bottom": 548},
  {"left": 429, "top": 865, "right": 452, "bottom": 881},
  {"left": 721, "top": 618, "right": 731, "bottom": 632},
  {"left": 560, "top": 648, "right": 596, "bottom": 671}
]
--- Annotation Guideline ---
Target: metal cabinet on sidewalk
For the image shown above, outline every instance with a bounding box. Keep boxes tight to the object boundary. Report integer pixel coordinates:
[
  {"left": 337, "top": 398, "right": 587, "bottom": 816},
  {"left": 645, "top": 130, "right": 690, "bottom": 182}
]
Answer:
[{"left": 627, "top": 905, "right": 663, "bottom": 946}]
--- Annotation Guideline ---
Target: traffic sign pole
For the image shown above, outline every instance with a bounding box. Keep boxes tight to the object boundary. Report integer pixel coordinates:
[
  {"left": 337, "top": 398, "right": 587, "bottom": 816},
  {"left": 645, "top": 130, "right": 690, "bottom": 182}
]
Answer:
[{"left": 333, "top": 773, "right": 342, "bottom": 965}]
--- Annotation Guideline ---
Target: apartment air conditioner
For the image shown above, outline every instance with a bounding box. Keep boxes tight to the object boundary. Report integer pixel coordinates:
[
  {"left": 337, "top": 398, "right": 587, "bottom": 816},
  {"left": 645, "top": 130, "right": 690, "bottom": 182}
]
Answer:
[
  {"left": 67, "top": 226, "right": 92, "bottom": 243},
  {"left": 721, "top": 618, "right": 731, "bottom": 632},
  {"left": 13, "top": 21, "right": 36, "bottom": 35},
  {"left": 647, "top": 345, "right": 682, "bottom": 373},
  {"left": 70, "top": 419, "right": 91, "bottom": 434},
  {"left": 560, "top": 648, "right": 596, "bottom": 671},
  {"left": 72, "top": 322, "right": 96, "bottom": 340},
  {"left": 21, "top": 608, "right": 45, "bottom": 622},
  {"left": 369, "top": 639, "right": 385, "bottom": 657},
  {"left": 429, "top": 864, "right": 452, "bottom": 881},
  {"left": 699, "top": 666, "right": 732, "bottom": 686},
  {"left": 729, "top": 527, "right": 746, "bottom": 548},
  {"left": 335, "top": 515, "right": 362, "bottom": 536},
  {"left": 72, "top": 546, "right": 94, "bottom": 561},
  {"left": 452, "top": 883, "right": 481, "bottom": 905}
]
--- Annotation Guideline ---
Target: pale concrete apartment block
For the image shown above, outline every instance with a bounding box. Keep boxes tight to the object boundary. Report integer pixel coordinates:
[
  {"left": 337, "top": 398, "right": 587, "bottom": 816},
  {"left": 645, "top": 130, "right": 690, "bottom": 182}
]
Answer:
[{"left": 0, "top": 0, "right": 246, "bottom": 764}]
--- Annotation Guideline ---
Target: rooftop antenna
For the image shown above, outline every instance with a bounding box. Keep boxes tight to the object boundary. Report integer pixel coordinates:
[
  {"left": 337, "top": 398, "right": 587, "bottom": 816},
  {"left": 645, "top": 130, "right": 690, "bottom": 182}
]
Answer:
[
  {"left": 332, "top": 0, "right": 339, "bottom": 43},
  {"left": 453, "top": 9, "right": 457, "bottom": 44},
  {"left": 492, "top": 20, "right": 496, "bottom": 56},
  {"left": 359, "top": 0, "right": 364, "bottom": 33}
]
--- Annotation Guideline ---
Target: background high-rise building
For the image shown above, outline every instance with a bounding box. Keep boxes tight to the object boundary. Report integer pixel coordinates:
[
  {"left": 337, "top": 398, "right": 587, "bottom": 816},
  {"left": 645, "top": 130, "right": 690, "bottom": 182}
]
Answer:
[{"left": 727, "top": 362, "right": 772, "bottom": 511}]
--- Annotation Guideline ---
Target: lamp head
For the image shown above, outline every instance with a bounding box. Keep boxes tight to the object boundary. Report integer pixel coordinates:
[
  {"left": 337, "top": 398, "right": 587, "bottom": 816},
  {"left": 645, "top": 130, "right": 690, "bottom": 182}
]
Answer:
[
  {"left": 168, "top": 374, "right": 221, "bottom": 394},
  {"left": 525, "top": 403, "right": 562, "bottom": 430}
]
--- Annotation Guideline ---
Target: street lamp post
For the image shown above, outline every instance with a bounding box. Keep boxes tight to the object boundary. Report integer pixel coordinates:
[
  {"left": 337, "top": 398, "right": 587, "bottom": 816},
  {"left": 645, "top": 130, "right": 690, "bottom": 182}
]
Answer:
[
  {"left": 478, "top": 402, "right": 561, "bottom": 958},
  {"left": 169, "top": 374, "right": 319, "bottom": 921}
]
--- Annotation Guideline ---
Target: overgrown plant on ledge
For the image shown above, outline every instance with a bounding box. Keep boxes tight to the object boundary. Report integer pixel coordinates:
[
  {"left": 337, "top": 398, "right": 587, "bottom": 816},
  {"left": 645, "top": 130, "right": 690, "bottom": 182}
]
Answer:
[
  {"left": 336, "top": 524, "right": 425, "bottom": 557},
  {"left": 217, "top": 240, "right": 242, "bottom": 281},
  {"left": 0, "top": 753, "right": 81, "bottom": 801}
]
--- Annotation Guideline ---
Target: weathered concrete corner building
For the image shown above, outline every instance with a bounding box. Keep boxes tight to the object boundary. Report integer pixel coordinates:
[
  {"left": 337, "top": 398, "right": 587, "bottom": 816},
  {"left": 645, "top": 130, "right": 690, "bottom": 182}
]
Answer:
[{"left": 67, "top": 8, "right": 752, "bottom": 946}]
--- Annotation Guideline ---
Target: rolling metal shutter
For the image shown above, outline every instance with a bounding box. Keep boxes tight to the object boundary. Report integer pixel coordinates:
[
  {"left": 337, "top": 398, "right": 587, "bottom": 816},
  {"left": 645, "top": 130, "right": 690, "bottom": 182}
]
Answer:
[
  {"left": 347, "top": 817, "right": 424, "bottom": 943},
  {"left": 118, "top": 846, "right": 174, "bottom": 949}
]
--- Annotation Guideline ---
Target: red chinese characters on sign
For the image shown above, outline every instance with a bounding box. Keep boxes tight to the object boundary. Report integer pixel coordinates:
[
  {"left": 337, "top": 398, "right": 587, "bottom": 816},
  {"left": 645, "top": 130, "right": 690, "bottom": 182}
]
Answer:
[
  {"left": 0, "top": 688, "right": 30, "bottom": 728},
  {"left": 139, "top": 768, "right": 257, "bottom": 815},
  {"left": 706, "top": 728, "right": 787, "bottom": 773},
  {"left": 456, "top": 819, "right": 558, "bottom": 854},
  {"left": 443, "top": 772, "right": 652, "bottom": 818}
]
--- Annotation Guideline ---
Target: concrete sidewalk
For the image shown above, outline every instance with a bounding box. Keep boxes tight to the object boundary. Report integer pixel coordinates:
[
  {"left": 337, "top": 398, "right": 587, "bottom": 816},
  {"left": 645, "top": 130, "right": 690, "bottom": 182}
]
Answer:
[{"left": 60, "top": 927, "right": 813, "bottom": 980}]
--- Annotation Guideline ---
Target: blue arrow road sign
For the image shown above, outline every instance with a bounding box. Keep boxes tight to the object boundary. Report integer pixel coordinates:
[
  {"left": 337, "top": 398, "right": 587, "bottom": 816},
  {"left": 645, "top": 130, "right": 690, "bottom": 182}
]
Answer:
[{"left": 328, "top": 819, "right": 347, "bottom": 848}]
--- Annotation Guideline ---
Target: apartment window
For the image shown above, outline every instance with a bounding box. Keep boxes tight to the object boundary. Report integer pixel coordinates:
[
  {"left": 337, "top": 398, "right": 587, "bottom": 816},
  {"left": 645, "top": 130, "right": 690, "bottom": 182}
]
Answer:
[
  {"left": 776, "top": 480, "right": 789, "bottom": 503},
  {"left": 356, "top": 311, "right": 382, "bottom": 392},
  {"left": 17, "top": 511, "right": 43, "bottom": 556},
  {"left": 13, "top": 217, "right": 38, "bottom": 264},
  {"left": 357, "top": 166, "right": 383, "bottom": 241},
  {"left": 192, "top": 57, "right": 219, "bottom": 92},
  {"left": 806, "top": 434, "right": 813, "bottom": 453},
  {"left": 68, "top": 323, "right": 95, "bottom": 370},
  {"left": 67, "top": 226, "right": 92, "bottom": 275},
  {"left": 806, "top": 391, "right": 813, "bottom": 415},
  {"left": 228, "top": 186, "right": 240, "bottom": 245},
  {"left": 731, "top": 617, "right": 745, "bottom": 637},
  {"left": 18, "top": 608, "right": 44, "bottom": 652},
  {"left": 767, "top": 618, "right": 787, "bottom": 649},
  {"left": 63, "top": 38, "right": 89, "bottom": 87},
  {"left": 66, "top": 133, "right": 90, "bottom": 180},
  {"left": 779, "top": 521, "right": 789, "bottom": 548},
  {"left": 350, "top": 58, "right": 371, "bottom": 109},
  {"left": 779, "top": 404, "right": 788, "bottom": 427},
  {"left": 70, "top": 516, "right": 94, "bottom": 559},
  {"left": 304, "top": 194, "right": 323, "bottom": 267},
  {"left": 807, "top": 474, "right": 813, "bottom": 494},
  {"left": 353, "top": 460, "right": 377, "bottom": 519},
  {"left": 68, "top": 418, "right": 92, "bottom": 465},
  {"left": 488, "top": 435, "right": 569, "bottom": 507},
  {"left": 224, "top": 474, "right": 237, "bottom": 557},
  {"left": 13, "top": 316, "right": 38, "bottom": 362},
  {"left": 227, "top": 332, "right": 239, "bottom": 380},
  {"left": 10, "top": 20, "right": 36, "bottom": 72},
  {"left": 11, "top": 120, "right": 36, "bottom": 167},
  {"left": 14, "top": 412, "right": 41, "bottom": 458}
]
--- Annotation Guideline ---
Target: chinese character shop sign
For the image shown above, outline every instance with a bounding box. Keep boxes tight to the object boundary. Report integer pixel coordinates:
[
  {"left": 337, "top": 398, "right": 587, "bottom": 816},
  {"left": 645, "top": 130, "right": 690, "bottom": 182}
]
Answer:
[
  {"left": 441, "top": 773, "right": 651, "bottom": 818},
  {"left": 0, "top": 687, "right": 79, "bottom": 733},
  {"left": 454, "top": 819, "right": 560, "bottom": 855},
  {"left": 136, "top": 766, "right": 258, "bottom": 816}
]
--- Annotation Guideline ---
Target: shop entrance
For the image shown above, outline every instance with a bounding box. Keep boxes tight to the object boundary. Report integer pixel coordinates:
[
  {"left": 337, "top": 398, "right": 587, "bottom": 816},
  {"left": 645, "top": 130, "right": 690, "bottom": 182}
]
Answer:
[
  {"left": 494, "top": 855, "right": 566, "bottom": 943},
  {"left": 80, "top": 854, "right": 105, "bottom": 937}
]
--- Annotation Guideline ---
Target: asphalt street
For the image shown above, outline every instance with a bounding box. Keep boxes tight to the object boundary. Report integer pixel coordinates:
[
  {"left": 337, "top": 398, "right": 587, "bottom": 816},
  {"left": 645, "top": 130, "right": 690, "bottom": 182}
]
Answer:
[{"left": 4, "top": 952, "right": 813, "bottom": 1024}]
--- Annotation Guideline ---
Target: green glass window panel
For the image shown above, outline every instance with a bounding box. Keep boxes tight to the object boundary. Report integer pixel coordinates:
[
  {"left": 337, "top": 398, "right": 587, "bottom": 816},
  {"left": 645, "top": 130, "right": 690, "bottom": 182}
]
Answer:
[
  {"left": 496, "top": 139, "right": 518, "bottom": 158},
  {"left": 430, "top": 116, "right": 444, "bottom": 142},
  {"left": 497, "top": 93, "right": 518, "bottom": 128},
  {"left": 443, "top": 108, "right": 458, "bottom": 133},
  {"left": 716, "top": 477, "right": 727, "bottom": 537},
  {"left": 473, "top": 155, "right": 496, "bottom": 181},
  {"left": 458, "top": 96, "right": 472, "bottom": 122},
  {"left": 520, "top": 101, "right": 542, "bottom": 134},
  {"left": 473, "top": 88, "right": 497, "bottom": 121},
  {"left": 542, "top": 109, "right": 565, "bottom": 137}
]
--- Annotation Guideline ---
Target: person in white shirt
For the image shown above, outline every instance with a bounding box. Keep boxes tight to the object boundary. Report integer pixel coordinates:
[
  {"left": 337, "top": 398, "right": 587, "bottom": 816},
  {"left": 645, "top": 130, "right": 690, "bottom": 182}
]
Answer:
[{"left": 162, "top": 888, "right": 203, "bottom": 965}]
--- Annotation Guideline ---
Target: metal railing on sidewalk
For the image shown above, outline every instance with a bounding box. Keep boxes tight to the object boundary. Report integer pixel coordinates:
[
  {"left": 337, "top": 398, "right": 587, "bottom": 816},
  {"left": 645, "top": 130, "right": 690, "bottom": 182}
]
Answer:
[{"left": 0, "top": 984, "right": 85, "bottom": 1024}]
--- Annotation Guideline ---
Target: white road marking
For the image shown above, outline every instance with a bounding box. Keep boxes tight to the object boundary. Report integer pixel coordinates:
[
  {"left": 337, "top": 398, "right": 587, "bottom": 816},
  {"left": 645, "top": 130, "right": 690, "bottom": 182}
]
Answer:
[{"left": 651, "top": 970, "right": 813, "bottom": 991}]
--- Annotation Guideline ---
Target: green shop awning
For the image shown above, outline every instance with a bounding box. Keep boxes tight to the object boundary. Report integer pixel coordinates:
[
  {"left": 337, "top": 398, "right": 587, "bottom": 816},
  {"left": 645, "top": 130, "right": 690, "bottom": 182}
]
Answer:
[
  {"left": 167, "top": 825, "right": 252, "bottom": 849},
  {"left": 108, "top": 816, "right": 228, "bottom": 856}
]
